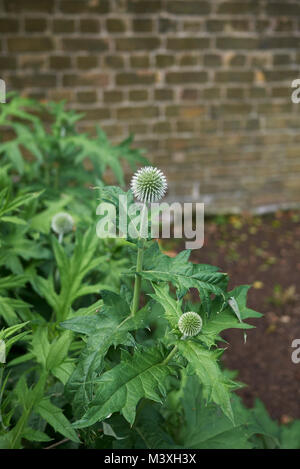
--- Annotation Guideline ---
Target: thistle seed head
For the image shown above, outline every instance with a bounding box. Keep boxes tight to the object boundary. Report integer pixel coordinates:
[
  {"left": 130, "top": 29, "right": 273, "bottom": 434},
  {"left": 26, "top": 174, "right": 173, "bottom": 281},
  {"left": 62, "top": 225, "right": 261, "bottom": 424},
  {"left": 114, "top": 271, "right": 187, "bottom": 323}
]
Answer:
[
  {"left": 178, "top": 312, "right": 202, "bottom": 337},
  {"left": 51, "top": 212, "right": 74, "bottom": 235},
  {"left": 130, "top": 166, "right": 167, "bottom": 203}
]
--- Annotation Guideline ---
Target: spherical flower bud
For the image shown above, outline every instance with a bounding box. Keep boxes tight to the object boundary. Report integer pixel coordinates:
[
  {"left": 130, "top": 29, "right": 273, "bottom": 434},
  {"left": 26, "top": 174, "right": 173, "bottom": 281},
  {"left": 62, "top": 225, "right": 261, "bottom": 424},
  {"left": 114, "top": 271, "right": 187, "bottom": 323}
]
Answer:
[
  {"left": 130, "top": 166, "right": 167, "bottom": 203},
  {"left": 178, "top": 312, "right": 202, "bottom": 338},
  {"left": 51, "top": 212, "right": 74, "bottom": 236}
]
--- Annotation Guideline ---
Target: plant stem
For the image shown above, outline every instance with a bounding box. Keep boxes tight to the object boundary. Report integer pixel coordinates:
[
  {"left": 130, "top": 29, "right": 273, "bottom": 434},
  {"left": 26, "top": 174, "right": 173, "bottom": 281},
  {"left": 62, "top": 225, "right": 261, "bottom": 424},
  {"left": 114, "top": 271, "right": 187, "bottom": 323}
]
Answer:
[
  {"left": 163, "top": 345, "right": 178, "bottom": 366},
  {"left": 131, "top": 238, "right": 145, "bottom": 316}
]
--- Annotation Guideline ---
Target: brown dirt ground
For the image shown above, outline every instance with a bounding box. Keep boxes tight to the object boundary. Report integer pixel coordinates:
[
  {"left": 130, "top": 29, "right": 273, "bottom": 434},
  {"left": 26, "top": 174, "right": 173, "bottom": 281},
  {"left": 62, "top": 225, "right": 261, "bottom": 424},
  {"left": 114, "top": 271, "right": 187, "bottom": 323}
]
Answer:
[{"left": 164, "top": 210, "right": 300, "bottom": 422}]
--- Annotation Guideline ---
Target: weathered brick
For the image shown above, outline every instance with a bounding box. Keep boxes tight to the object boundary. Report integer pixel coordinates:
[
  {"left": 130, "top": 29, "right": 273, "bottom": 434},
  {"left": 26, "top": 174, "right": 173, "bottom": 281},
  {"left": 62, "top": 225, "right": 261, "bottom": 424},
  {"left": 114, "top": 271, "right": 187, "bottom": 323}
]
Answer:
[
  {"left": 80, "top": 19, "right": 101, "bottom": 34},
  {"left": 258, "top": 103, "right": 293, "bottom": 114},
  {"left": 7, "top": 37, "right": 53, "bottom": 52},
  {"left": 179, "top": 54, "right": 198, "bottom": 67},
  {"left": 158, "top": 18, "right": 177, "bottom": 33},
  {"left": 266, "top": 3, "right": 300, "bottom": 16},
  {"left": 204, "top": 54, "right": 221, "bottom": 67},
  {"left": 77, "top": 91, "right": 98, "bottom": 103},
  {"left": 260, "top": 37, "right": 300, "bottom": 49},
  {"left": 104, "top": 90, "right": 123, "bottom": 103},
  {"left": 53, "top": 19, "right": 75, "bottom": 33},
  {"left": 215, "top": 71, "right": 254, "bottom": 83},
  {"left": 226, "top": 88, "right": 245, "bottom": 99},
  {"left": 117, "top": 106, "right": 159, "bottom": 119},
  {"left": 100, "top": 124, "right": 125, "bottom": 138},
  {"left": 203, "top": 87, "right": 220, "bottom": 99},
  {"left": 81, "top": 108, "right": 111, "bottom": 120},
  {"left": 271, "top": 87, "right": 290, "bottom": 98},
  {"left": 104, "top": 55, "right": 124, "bottom": 69},
  {"left": 217, "top": 1, "right": 259, "bottom": 14},
  {"left": 216, "top": 37, "right": 258, "bottom": 50},
  {"left": 249, "top": 87, "right": 267, "bottom": 99},
  {"left": 49, "top": 90, "right": 74, "bottom": 101},
  {"left": 206, "top": 20, "right": 223, "bottom": 32},
  {"left": 19, "top": 55, "right": 46, "bottom": 69},
  {"left": 181, "top": 89, "right": 199, "bottom": 100},
  {"left": 176, "top": 120, "right": 195, "bottom": 133},
  {"left": 264, "top": 70, "right": 297, "bottom": 81},
  {"left": 129, "top": 89, "right": 148, "bottom": 101},
  {"left": 116, "top": 72, "right": 156, "bottom": 86},
  {"left": 274, "top": 19, "right": 294, "bottom": 32},
  {"left": 153, "top": 121, "right": 172, "bottom": 133},
  {"left": 9, "top": 74, "right": 56, "bottom": 88},
  {"left": 63, "top": 38, "right": 108, "bottom": 52},
  {"left": 25, "top": 18, "right": 48, "bottom": 33},
  {"left": 167, "top": 1, "right": 210, "bottom": 15},
  {"left": 273, "top": 54, "right": 292, "bottom": 66},
  {"left": 128, "top": 123, "right": 148, "bottom": 135},
  {"left": 130, "top": 55, "right": 150, "bottom": 68},
  {"left": 77, "top": 56, "right": 98, "bottom": 70},
  {"left": 60, "top": 0, "right": 109, "bottom": 14},
  {"left": 154, "top": 89, "right": 173, "bottom": 100},
  {"left": 106, "top": 19, "right": 126, "bottom": 33},
  {"left": 0, "top": 57, "right": 17, "bottom": 69},
  {"left": 167, "top": 38, "right": 210, "bottom": 50},
  {"left": 166, "top": 105, "right": 205, "bottom": 118},
  {"left": 115, "top": 37, "right": 160, "bottom": 51},
  {"left": 4, "top": 0, "right": 54, "bottom": 12},
  {"left": 256, "top": 20, "right": 270, "bottom": 33},
  {"left": 0, "top": 18, "right": 19, "bottom": 33},
  {"left": 127, "top": 1, "right": 162, "bottom": 13},
  {"left": 63, "top": 73, "right": 109, "bottom": 87},
  {"left": 49, "top": 55, "right": 72, "bottom": 70},
  {"left": 183, "top": 20, "right": 204, "bottom": 33},
  {"left": 155, "top": 54, "right": 175, "bottom": 67},
  {"left": 166, "top": 71, "right": 207, "bottom": 84},
  {"left": 229, "top": 54, "right": 246, "bottom": 67},
  {"left": 133, "top": 19, "right": 153, "bottom": 33}
]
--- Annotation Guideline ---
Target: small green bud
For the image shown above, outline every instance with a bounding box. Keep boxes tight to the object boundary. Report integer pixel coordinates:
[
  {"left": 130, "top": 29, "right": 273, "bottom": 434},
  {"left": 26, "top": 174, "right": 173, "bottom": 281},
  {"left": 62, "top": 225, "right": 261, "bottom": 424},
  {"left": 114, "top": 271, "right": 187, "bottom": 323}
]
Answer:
[{"left": 178, "top": 312, "right": 202, "bottom": 338}]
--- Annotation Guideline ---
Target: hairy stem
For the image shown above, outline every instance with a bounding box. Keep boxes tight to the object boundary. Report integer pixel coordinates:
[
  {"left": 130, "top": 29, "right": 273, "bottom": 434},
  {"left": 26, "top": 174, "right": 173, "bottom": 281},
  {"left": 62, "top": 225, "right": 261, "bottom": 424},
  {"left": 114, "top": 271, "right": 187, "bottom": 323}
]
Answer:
[
  {"left": 163, "top": 345, "right": 178, "bottom": 366},
  {"left": 131, "top": 238, "right": 145, "bottom": 316}
]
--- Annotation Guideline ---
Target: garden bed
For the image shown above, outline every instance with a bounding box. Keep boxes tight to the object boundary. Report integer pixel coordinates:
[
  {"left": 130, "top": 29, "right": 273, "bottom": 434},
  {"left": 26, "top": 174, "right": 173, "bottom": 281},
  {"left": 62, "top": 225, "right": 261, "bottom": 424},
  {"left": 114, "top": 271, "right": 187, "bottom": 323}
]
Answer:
[{"left": 164, "top": 210, "right": 300, "bottom": 421}]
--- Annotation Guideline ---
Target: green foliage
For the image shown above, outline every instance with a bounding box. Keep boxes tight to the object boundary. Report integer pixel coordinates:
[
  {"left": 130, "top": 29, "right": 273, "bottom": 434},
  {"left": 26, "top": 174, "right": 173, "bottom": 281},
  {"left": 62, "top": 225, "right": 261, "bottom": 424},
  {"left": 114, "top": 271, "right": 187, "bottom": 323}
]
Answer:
[{"left": 0, "top": 95, "right": 298, "bottom": 449}]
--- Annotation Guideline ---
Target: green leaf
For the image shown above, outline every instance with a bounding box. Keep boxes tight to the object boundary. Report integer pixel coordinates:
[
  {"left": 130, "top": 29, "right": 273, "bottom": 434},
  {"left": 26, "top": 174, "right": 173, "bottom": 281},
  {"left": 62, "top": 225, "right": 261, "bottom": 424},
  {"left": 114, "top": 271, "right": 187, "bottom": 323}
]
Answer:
[
  {"left": 35, "top": 398, "right": 80, "bottom": 443},
  {"left": 74, "top": 345, "right": 177, "bottom": 428},
  {"left": 61, "top": 291, "right": 144, "bottom": 417},
  {"left": 179, "top": 376, "right": 254, "bottom": 449},
  {"left": 31, "top": 327, "right": 50, "bottom": 368},
  {"left": 23, "top": 427, "right": 52, "bottom": 443},
  {"left": 142, "top": 243, "right": 227, "bottom": 306},
  {"left": 149, "top": 283, "right": 182, "bottom": 328},
  {"left": 46, "top": 331, "right": 72, "bottom": 372},
  {"left": 177, "top": 340, "right": 235, "bottom": 422}
]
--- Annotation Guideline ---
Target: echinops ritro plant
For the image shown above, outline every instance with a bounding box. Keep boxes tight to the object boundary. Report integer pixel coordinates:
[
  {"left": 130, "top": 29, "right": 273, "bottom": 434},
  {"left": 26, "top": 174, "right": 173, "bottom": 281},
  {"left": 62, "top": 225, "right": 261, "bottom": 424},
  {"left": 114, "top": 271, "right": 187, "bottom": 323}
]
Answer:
[
  {"left": 178, "top": 311, "right": 203, "bottom": 338},
  {"left": 131, "top": 166, "right": 167, "bottom": 203}
]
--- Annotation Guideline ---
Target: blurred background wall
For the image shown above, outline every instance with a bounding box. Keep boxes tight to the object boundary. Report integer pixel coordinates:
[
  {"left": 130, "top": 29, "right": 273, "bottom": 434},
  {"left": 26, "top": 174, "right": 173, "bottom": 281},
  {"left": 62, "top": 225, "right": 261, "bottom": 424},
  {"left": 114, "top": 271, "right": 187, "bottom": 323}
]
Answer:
[{"left": 1, "top": 0, "right": 300, "bottom": 213}]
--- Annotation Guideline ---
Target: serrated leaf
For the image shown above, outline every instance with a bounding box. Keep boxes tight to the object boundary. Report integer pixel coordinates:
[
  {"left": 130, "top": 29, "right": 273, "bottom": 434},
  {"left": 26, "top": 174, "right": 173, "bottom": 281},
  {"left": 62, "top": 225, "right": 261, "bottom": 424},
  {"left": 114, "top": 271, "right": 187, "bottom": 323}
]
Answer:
[
  {"left": 179, "top": 376, "right": 254, "bottom": 449},
  {"left": 73, "top": 346, "right": 177, "bottom": 428},
  {"left": 35, "top": 398, "right": 80, "bottom": 443},
  {"left": 177, "top": 340, "right": 235, "bottom": 422},
  {"left": 149, "top": 283, "right": 182, "bottom": 328},
  {"left": 141, "top": 243, "right": 227, "bottom": 307},
  {"left": 62, "top": 291, "right": 146, "bottom": 418}
]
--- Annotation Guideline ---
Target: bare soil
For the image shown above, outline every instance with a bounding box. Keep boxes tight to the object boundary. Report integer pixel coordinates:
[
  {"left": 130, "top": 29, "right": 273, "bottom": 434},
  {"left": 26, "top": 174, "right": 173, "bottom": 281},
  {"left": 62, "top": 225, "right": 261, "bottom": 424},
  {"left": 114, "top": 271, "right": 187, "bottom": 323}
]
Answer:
[{"left": 167, "top": 211, "right": 300, "bottom": 421}]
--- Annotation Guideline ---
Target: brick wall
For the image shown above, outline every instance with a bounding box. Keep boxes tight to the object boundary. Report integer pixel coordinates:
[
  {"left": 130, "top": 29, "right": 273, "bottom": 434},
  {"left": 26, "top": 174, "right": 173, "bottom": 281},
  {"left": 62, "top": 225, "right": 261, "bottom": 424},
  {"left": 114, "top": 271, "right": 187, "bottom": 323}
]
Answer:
[{"left": 1, "top": 0, "right": 300, "bottom": 213}]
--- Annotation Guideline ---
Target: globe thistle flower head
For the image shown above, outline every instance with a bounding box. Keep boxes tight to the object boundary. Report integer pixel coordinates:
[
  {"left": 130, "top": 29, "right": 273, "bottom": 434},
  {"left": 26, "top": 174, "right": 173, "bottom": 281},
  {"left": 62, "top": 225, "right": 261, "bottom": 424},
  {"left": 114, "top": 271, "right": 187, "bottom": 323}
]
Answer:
[
  {"left": 178, "top": 312, "right": 202, "bottom": 338},
  {"left": 51, "top": 212, "right": 74, "bottom": 236},
  {"left": 131, "top": 166, "right": 167, "bottom": 203}
]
